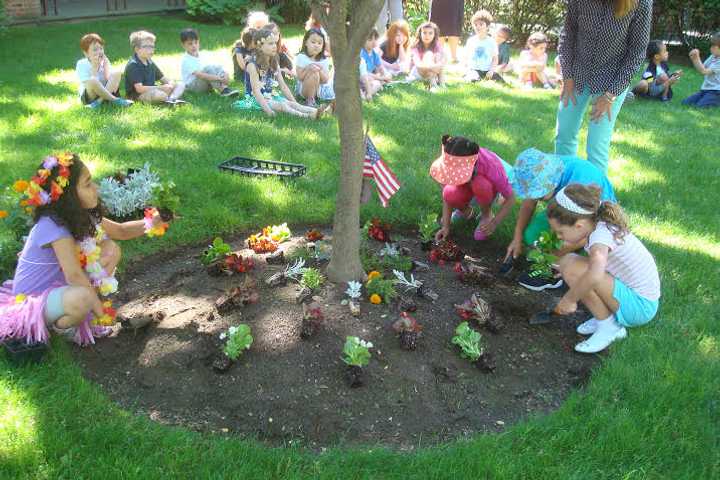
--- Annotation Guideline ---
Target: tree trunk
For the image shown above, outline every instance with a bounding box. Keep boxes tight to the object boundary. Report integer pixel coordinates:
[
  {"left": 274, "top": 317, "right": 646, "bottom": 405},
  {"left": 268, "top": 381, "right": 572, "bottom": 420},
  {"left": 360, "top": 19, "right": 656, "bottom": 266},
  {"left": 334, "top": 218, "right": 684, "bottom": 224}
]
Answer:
[{"left": 314, "top": 0, "right": 385, "bottom": 284}]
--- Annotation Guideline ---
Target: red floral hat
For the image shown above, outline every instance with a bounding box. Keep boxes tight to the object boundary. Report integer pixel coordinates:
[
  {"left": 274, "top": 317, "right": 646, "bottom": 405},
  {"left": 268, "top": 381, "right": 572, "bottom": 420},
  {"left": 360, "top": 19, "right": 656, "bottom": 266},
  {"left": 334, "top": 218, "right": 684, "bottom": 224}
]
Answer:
[{"left": 429, "top": 147, "right": 477, "bottom": 186}]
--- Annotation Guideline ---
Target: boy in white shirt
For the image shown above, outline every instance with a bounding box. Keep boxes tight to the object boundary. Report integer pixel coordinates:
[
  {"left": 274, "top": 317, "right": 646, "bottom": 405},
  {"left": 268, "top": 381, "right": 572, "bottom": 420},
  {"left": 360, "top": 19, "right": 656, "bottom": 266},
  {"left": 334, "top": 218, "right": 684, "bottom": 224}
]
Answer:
[
  {"left": 180, "top": 28, "right": 238, "bottom": 97},
  {"left": 75, "top": 33, "right": 133, "bottom": 109},
  {"left": 464, "top": 10, "right": 502, "bottom": 83}
]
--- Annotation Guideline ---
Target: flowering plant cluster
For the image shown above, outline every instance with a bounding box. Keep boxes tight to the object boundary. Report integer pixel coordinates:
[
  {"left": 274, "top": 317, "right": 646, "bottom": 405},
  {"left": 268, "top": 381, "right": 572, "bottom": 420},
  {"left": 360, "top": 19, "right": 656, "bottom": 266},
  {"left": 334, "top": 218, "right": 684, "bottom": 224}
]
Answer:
[
  {"left": 363, "top": 218, "right": 391, "bottom": 242},
  {"left": 366, "top": 271, "right": 397, "bottom": 304},
  {"left": 246, "top": 223, "right": 290, "bottom": 254},
  {"left": 12, "top": 153, "right": 74, "bottom": 209},
  {"left": 220, "top": 324, "right": 253, "bottom": 360},
  {"left": 143, "top": 208, "right": 169, "bottom": 237},
  {"left": 342, "top": 336, "right": 373, "bottom": 367}
]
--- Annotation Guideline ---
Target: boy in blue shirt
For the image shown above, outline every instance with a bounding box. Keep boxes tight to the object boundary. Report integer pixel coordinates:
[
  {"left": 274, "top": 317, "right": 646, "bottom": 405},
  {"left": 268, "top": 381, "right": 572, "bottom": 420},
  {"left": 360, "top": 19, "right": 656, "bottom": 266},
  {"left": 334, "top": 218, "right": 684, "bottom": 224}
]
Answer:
[
  {"left": 683, "top": 32, "right": 720, "bottom": 108},
  {"left": 360, "top": 28, "right": 390, "bottom": 100}
]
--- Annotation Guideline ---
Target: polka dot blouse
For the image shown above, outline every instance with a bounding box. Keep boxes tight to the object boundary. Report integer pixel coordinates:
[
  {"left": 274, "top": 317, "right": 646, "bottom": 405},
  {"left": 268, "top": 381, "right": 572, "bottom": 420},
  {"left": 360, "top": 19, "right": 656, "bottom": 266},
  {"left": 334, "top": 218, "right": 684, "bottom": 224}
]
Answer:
[{"left": 558, "top": 0, "right": 652, "bottom": 96}]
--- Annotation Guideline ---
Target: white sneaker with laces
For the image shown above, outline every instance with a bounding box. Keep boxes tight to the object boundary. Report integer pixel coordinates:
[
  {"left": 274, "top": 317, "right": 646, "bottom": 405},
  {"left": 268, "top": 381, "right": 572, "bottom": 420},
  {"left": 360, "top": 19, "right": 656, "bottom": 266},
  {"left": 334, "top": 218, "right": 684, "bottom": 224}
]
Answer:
[
  {"left": 576, "top": 318, "right": 598, "bottom": 335},
  {"left": 575, "top": 316, "right": 627, "bottom": 353}
]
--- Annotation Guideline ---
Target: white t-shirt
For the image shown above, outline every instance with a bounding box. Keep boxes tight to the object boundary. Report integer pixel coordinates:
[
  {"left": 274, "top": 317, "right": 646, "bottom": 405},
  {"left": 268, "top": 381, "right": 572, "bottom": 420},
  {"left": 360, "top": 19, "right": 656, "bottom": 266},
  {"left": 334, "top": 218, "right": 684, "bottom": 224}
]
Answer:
[
  {"left": 701, "top": 55, "right": 720, "bottom": 90},
  {"left": 75, "top": 57, "right": 108, "bottom": 96},
  {"left": 181, "top": 52, "right": 208, "bottom": 85},
  {"left": 585, "top": 222, "right": 661, "bottom": 300},
  {"left": 465, "top": 35, "right": 498, "bottom": 71},
  {"left": 295, "top": 53, "right": 331, "bottom": 79}
]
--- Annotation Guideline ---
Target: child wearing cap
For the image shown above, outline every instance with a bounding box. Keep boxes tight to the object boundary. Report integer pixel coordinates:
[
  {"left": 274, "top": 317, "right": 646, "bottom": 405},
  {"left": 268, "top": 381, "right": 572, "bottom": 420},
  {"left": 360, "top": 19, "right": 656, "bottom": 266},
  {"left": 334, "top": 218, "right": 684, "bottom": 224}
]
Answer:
[
  {"left": 506, "top": 148, "right": 616, "bottom": 291},
  {"left": 431, "top": 135, "right": 515, "bottom": 243}
]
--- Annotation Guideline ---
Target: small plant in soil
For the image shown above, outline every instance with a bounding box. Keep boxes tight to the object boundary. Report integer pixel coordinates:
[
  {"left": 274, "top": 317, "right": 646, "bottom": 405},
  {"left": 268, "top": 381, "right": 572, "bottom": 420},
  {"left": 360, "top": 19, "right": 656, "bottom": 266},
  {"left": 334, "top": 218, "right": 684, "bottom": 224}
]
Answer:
[
  {"left": 366, "top": 275, "right": 397, "bottom": 304},
  {"left": 454, "top": 293, "right": 503, "bottom": 333},
  {"left": 429, "top": 239, "right": 464, "bottom": 263},
  {"left": 527, "top": 230, "right": 562, "bottom": 278},
  {"left": 418, "top": 212, "right": 439, "bottom": 249},
  {"left": 247, "top": 233, "right": 278, "bottom": 254},
  {"left": 379, "top": 242, "right": 399, "bottom": 257},
  {"left": 392, "top": 312, "right": 423, "bottom": 350},
  {"left": 202, "top": 237, "right": 232, "bottom": 265},
  {"left": 451, "top": 322, "right": 496, "bottom": 373},
  {"left": 265, "top": 257, "right": 305, "bottom": 286},
  {"left": 215, "top": 277, "right": 259, "bottom": 313},
  {"left": 300, "top": 267, "right": 324, "bottom": 290},
  {"left": 221, "top": 324, "right": 253, "bottom": 360},
  {"left": 455, "top": 262, "right": 494, "bottom": 288},
  {"left": 381, "top": 254, "right": 413, "bottom": 273},
  {"left": 392, "top": 269, "right": 423, "bottom": 293},
  {"left": 342, "top": 336, "right": 373, "bottom": 388},
  {"left": 360, "top": 247, "right": 384, "bottom": 272},
  {"left": 151, "top": 181, "right": 180, "bottom": 220},
  {"left": 345, "top": 280, "right": 362, "bottom": 316},
  {"left": 312, "top": 240, "right": 332, "bottom": 262},
  {"left": 287, "top": 246, "right": 313, "bottom": 263},
  {"left": 364, "top": 218, "right": 391, "bottom": 243},
  {"left": 300, "top": 301, "right": 324, "bottom": 339},
  {"left": 305, "top": 229, "right": 324, "bottom": 242}
]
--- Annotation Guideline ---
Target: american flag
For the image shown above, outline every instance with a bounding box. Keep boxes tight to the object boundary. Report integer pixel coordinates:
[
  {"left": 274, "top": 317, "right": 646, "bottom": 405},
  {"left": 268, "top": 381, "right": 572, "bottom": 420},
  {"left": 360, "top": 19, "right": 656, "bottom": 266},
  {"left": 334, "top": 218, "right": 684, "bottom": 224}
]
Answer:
[{"left": 363, "top": 136, "right": 400, "bottom": 207}]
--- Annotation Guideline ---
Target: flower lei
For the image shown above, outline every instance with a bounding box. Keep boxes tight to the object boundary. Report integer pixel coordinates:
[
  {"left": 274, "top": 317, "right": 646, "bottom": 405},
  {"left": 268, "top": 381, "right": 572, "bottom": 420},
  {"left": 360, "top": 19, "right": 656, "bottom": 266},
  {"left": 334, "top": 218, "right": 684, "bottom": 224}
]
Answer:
[
  {"left": 77, "top": 226, "right": 118, "bottom": 326},
  {"left": 13, "top": 153, "right": 74, "bottom": 208},
  {"left": 143, "top": 207, "right": 168, "bottom": 237}
]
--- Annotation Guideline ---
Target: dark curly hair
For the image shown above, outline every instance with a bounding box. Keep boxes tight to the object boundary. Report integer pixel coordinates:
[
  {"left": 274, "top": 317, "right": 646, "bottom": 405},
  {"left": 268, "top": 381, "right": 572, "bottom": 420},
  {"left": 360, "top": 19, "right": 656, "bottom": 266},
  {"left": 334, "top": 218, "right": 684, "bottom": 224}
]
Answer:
[
  {"left": 442, "top": 134, "right": 480, "bottom": 156},
  {"left": 32, "top": 154, "right": 103, "bottom": 240}
]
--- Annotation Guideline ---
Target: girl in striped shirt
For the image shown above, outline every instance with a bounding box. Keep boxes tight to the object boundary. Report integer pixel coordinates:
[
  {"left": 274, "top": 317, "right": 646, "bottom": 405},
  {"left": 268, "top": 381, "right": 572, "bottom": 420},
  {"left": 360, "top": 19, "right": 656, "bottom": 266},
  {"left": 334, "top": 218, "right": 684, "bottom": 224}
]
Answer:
[{"left": 547, "top": 183, "right": 660, "bottom": 353}]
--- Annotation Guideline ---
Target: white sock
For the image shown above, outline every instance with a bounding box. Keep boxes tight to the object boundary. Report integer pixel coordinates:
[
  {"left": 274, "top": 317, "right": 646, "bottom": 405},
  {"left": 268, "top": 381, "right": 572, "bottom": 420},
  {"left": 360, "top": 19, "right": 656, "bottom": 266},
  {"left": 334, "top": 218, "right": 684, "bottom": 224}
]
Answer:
[{"left": 595, "top": 315, "right": 621, "bottom": 332}]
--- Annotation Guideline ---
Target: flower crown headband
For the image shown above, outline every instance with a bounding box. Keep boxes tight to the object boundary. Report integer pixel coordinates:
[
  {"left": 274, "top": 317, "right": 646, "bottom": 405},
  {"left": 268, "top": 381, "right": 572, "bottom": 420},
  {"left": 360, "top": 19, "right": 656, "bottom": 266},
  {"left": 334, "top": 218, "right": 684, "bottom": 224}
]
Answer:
[{"left": 13, "top": 153, "right": 75, "bottom": 207}]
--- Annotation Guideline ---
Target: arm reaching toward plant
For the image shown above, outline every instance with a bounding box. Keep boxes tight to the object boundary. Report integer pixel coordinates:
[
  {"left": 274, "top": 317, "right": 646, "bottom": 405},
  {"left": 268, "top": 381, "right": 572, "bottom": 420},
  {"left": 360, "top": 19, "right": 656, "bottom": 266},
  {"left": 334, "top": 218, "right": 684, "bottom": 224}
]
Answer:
[
  {"left": 505, "top": 198, "right": 538, "bottom": 260},
  {"left": 101, "top": 212, "right": 163, "bottom": 241}
]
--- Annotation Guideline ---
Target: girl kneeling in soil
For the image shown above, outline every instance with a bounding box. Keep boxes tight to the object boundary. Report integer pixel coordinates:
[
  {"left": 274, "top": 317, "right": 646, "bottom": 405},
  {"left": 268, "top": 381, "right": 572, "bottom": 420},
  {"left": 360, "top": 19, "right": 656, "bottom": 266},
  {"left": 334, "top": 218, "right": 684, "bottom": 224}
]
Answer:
[
  {"left": 548, "top": 183, "right": 660, "bottom": 353},
  {"left": 234, "top": 29, "right": 329, "bottom": 119},
  {"left": 431, "top": 135, "right": 515, "bottom": 242},
  {"left": 0, "top": 153, "right": 167, "bottom": 345}
]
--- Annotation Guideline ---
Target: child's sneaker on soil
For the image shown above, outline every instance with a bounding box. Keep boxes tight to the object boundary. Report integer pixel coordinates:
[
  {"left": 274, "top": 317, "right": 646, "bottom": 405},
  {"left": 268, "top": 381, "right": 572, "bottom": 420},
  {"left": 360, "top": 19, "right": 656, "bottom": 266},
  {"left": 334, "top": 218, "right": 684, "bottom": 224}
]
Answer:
[
  {"left": 112, "top": 98, "right": 133, "bottom": 107},
  {"left": 220, "top": 87, "right": 239, "bottom": 97},
  {"left": 518, "top": 270, "right": 563, "bottom": 291},
  {"left": 85, "top": 99, "right": 103, "bottom": 109},
  {"left": 575, "top": 316, "right": 626, "bottom": 353},
  {"left": 576, "top": 318, "right": 598, "bottom": 335}
]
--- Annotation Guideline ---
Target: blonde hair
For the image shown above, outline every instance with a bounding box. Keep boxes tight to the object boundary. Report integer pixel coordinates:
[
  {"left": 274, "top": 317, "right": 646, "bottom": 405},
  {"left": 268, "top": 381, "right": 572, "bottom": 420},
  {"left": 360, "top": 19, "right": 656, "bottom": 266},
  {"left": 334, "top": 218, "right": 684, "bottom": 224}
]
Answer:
[
  {"left": 129, "top": 30, "right": 155, "bottom": 50},
  {"left": 546, "top": 183, "right": 629, "bottom": 241},
  {"left": 614, "top": 0, "right": 638, "bottom": 17}
]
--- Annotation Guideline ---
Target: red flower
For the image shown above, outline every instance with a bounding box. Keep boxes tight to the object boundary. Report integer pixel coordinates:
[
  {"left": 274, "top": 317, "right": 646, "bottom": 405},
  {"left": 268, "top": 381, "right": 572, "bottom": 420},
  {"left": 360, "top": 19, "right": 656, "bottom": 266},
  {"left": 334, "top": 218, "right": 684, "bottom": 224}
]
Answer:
[
  {"left": 50, "top": 181, "right": 63, "bottom": 201},
  {"left": 31, "top": 175, "right": 47, "bottom": 186},
  {"left": 453, "top": 262, "right": 463, "bottom": 273},
  {"left": 438, "top": 259, "right": 446, "bottom": 266},
  {"left": 429, "top": 250, "right": 439, "bottom": 263}
]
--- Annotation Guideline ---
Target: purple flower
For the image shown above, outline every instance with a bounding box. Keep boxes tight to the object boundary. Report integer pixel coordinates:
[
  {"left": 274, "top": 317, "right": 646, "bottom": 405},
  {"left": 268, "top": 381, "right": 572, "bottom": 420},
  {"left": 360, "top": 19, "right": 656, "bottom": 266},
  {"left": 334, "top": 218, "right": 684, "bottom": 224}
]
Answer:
[
  {"left": 38, "top": 190, "right": 51, "bottom": 205},
  {"left": 42, "top": 156, "right": 58, "bottom": 170}
]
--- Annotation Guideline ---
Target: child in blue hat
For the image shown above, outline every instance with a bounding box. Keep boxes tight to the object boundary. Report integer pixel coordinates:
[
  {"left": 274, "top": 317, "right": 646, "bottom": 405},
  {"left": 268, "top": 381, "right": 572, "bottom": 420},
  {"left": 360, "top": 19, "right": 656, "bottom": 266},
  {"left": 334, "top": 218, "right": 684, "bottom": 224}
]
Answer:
[{"left": 506, "top": 148, "right": 615, "bottom": 291}]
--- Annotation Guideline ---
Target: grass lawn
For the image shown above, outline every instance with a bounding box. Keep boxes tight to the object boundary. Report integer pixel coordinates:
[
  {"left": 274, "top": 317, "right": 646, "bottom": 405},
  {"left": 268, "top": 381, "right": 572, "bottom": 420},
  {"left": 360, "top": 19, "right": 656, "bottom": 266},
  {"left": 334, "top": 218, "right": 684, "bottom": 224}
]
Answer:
[{"left": 1, "top": 14, "right": 719, "bottom": 479}]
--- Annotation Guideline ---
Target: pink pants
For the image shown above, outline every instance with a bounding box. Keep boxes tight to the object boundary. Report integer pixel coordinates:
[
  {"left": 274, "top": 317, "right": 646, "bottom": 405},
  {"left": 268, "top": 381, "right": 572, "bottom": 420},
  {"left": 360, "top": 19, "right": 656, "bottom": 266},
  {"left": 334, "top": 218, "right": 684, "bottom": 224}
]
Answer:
[{"left": 442, "top": 174, "right": 496, "bottom": 209}]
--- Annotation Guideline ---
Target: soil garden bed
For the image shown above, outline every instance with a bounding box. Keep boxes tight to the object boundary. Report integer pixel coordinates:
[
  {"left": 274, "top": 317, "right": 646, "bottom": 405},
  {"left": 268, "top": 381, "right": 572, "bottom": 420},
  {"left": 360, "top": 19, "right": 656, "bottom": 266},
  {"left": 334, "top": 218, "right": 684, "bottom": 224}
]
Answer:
[{"left": 73, "top": 226, "right": 598, "bottom": 450}]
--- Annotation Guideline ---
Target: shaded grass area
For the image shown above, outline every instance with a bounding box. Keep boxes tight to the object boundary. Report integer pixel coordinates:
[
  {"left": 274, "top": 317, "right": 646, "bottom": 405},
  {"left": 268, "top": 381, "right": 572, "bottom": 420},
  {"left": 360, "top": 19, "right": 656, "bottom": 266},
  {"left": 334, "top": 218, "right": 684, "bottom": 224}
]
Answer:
[{"left": 1, "top": 15, "right": 719, "bottom": 479}]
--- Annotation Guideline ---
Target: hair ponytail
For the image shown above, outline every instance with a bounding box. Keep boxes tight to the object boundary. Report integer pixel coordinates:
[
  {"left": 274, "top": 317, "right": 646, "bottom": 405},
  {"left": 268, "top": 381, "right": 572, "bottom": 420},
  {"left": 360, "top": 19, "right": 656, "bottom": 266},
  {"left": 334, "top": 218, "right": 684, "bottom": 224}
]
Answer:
[{"left": 547, "top": 183, "right": 629, "bottom": 242}]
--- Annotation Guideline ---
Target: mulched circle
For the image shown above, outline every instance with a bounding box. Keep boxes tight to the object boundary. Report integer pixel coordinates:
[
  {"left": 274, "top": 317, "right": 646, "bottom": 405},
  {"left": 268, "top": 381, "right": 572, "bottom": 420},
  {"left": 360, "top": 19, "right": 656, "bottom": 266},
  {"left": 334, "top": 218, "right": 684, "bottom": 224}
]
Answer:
[{"left": 73, "top": 227, "right": 597, "bottom": 450}]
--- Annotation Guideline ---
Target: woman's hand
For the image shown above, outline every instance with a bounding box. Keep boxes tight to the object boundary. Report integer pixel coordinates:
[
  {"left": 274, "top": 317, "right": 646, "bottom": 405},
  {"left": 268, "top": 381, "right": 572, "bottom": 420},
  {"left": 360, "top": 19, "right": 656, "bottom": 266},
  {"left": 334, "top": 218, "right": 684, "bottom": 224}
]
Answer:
[
  {"left": 560, "top": 78, "right": 577, "bottom": 107},
  {"left": 555, "top": 296, "right": 577, "bottom": 315},
  {"left": 435, "top": 226, "right": 450, "bottom": 242},
  {"left": 590, "top": 94, "right": 613, "bottom": 122}
]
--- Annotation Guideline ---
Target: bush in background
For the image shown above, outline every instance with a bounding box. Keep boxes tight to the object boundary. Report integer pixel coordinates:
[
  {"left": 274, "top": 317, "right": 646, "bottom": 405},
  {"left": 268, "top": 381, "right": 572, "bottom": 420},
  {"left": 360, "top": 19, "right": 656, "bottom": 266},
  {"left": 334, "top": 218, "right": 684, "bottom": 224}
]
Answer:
[
  {"left": 652, "top": 0, "right": 720, "bottom": 52},
  {"left": 186, "top": 0, "right": 282, "bottom": 25}
]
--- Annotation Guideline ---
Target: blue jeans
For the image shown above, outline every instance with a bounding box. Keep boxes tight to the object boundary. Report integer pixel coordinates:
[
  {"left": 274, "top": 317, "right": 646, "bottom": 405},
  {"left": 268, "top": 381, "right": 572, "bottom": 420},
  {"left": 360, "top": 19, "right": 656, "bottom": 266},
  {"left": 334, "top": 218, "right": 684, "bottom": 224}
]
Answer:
[
  {"left": 682, "top": 90, "right": 720, "bottom": 108},
  {"left": 555, "top": 87, "right": 629, "bottom": 173}
]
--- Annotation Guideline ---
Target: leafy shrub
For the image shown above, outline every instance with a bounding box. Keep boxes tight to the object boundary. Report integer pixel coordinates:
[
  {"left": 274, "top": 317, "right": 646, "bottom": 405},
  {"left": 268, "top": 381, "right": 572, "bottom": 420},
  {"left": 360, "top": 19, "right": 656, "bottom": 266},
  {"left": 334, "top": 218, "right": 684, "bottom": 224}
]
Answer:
[
  {"left": 366, "top": 277, "right": 397, "bottom": 304},
  {"left": 186, "top": 0, "right": 282, "bottom": 25},
  {"left": 98, "top": 164, "right": 160, "bottom": 219},
  {"left": 300, "top": 267, "right": 324, "bottom": 290},
  {"left": 202, "top": 237, "right": 232, "bottom": 265},
  {"left": 221, "top": 324, "right": 253, "bottom": 360},
  {"left": 652, "top": 0, "right": 720, "bottom": 51},
  {"left": 0, "top": 236, "right": 22, "bottom": 281},
  {"left": 151, "top": 181, "right": 180, "bottom": 215},
  {"left": 452, "top": 322, "right": 484, "bottom": 362}
]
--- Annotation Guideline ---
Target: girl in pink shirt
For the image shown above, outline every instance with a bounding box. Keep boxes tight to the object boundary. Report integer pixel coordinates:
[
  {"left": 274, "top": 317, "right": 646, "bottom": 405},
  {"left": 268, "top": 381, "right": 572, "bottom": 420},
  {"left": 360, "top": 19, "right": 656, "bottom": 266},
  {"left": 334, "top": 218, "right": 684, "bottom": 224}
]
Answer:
[
  {"left": 409, "top": 21, "right": 446, "bottom": 90},
  {"left": 430, "top": 135, "right": 516, "bottom": 242}
]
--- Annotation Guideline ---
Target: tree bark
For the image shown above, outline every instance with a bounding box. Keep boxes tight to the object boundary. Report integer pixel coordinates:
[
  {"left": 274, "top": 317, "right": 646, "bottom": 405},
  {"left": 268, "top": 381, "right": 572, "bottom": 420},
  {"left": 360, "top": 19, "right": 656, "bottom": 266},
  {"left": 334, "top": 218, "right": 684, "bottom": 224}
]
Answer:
[{"left": 313, "top": 0, "right": 385, "bottom": 284}]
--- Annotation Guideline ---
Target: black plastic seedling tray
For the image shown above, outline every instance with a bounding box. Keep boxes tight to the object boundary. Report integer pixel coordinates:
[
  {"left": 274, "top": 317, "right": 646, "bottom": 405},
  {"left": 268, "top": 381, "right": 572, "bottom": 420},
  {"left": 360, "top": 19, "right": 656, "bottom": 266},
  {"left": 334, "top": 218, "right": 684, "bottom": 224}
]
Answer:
[
  {"left": 218, "top": 157, "right": 306, "bottom": 179},
  {"left": 3, "top": 339, "right": 48, "bottom": 366}
]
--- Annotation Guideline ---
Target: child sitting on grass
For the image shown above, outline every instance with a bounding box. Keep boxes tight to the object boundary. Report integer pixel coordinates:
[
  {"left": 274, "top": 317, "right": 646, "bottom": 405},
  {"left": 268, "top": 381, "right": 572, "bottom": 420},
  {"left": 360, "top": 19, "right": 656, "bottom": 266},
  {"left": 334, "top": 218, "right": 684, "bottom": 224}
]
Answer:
[
  {"left": 506, "top": 148, "right": 616, "bottom": 292},
  {"left": 548, "top": 183, "right": 660, "bottom": 353},
  {"left": 361, "top": 28, "right": 391, "bottom": 94},
  {"left": 234, "top": 29, "right": 330, "bottom": 119},
  {"left": 431, "top": 135, "right": 515, "bottom": 243},
  {"left": 295, "top": 28, "right": 334, "bottom": 106},
  {"left": 0, "top": 153, "right": 167, "bottom": 346},
  {"left": 517, "top": 32, "right": 555, "bottom": 89},
  {"left": 682, "top": 32, "right": 720, "bottom": 109},
  {"left": 75, "top": 33, "right": 133, "bottom": 109},
  {"left": 631, "top": 40, "right": 682, "bottom": 102},
  {"left": 262, "top": 23, "right": 294, "bottom": 79},
  {"left": 495, "top": 26, "right": 513, "bottom": 77},
  {"left": 124, "top": 30, "right": 186, "bottom": 105},
  {"left": 180, "top": 28, "right": 238, "bottom": 97},
  {"left": 233, "top": 27, "right": 256, "bottom": 84},
  {"left": 379, "top": 20, "right": 411, "bottom": 76},
  {"left": 409, "top": 21, "right": 446, "bottom": 91},
  {"left": 463, "top": 10, "right": 502, "bottom": 83}
]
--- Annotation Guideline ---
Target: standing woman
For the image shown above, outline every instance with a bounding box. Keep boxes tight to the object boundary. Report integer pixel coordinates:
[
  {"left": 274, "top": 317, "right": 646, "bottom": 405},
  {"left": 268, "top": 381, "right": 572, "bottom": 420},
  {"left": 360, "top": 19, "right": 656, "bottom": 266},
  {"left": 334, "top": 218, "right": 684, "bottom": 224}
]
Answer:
[
  {"left": 429, "top": 0, "right": 464, "bottom": 63},
  {"left": 556, "top": 0, "right": 651, "bottom": 173}
]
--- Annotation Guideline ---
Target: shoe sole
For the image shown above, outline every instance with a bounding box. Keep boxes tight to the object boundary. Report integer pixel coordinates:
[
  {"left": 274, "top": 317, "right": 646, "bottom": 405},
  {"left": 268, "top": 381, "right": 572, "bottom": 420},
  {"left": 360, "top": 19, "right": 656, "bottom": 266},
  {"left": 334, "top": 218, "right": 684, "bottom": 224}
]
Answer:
[{"left": 518, "top": 279, "right": 564, "bottom": 291}]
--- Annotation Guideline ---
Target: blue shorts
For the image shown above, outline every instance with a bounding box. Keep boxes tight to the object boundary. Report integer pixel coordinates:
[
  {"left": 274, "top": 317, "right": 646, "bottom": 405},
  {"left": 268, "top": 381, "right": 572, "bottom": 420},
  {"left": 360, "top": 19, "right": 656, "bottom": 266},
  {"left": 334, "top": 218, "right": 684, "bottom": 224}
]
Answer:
[
  {"left": 612, "top": 278, "right": 658, "bottom": 327},
  {"left": 44, "top": 286, "right": 68, "bottom": 326}
]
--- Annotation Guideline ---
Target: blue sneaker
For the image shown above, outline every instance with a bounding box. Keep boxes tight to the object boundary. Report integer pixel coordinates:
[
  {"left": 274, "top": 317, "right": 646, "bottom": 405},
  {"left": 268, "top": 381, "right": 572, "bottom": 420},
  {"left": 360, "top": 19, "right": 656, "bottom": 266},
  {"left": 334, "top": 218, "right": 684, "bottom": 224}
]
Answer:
[
  {"left": 84, "top": 99, "right": 102, "bottom": 109},
  {"left": 112, "top": 98, "right": 133, "bottom": 107}
]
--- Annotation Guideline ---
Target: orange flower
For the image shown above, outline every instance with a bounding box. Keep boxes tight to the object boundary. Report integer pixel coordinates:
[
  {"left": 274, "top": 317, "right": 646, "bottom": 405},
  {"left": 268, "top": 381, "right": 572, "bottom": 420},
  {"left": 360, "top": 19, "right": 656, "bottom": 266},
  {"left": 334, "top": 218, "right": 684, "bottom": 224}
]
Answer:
[
  {"left": 0, "top": 210, "right": 7, "bottom": 219},
  {"left": 367, "top": 271, "right": 382, "bottom": 282},
  {"left": 50, "top": 181, "right": 63, "bottom": 201},
  {"left": 13, "top": 180, "right": 29, "bottom": 193},
  {"left": 370, "top": 294, "right": 382, "bottom": 304}
]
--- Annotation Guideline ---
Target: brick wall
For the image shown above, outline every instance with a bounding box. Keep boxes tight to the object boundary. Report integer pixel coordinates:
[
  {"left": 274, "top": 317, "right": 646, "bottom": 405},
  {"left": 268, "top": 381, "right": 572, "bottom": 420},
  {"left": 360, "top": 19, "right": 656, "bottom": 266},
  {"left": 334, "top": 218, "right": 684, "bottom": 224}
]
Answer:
[{"left": 5, "top": 0, "right": 42, "bottom": 19}]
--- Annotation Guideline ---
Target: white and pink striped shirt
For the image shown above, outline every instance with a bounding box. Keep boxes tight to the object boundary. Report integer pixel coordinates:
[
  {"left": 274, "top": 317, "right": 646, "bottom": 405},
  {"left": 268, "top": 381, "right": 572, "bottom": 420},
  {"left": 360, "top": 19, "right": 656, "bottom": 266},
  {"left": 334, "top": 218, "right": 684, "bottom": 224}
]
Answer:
[{"left": 585, "top": 222, "right": 660, "bottom": 301}]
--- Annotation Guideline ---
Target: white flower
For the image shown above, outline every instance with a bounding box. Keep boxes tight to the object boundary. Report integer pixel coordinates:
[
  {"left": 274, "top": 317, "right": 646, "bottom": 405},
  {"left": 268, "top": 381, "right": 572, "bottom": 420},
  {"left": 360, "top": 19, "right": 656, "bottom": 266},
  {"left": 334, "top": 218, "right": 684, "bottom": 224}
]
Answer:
[
  {"left": 228, "top": 326, "right": 238, "bottom": 336},
  {"left": 359, "top": 340, "right": 373, "bottom": 349},
  {"left": 219, "top": 333, "right": 227, "bottom": 340}
]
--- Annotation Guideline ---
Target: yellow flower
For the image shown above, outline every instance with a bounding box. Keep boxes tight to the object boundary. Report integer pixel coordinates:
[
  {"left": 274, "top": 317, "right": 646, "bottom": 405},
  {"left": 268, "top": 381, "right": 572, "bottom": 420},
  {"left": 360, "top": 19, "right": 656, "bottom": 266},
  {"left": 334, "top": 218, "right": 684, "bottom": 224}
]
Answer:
[
  {"left": 0, "top": 210, "right": 8, "bottom": 219},
  {"left": 370, "top": 293, "right": 382, "bottom": 304},
  {"left": 57, "top": 152, "right": 74, "bottom": 166},
  {"left": 13, "top": 180, "right": 29, "bottom": 193},
  {"left": 55, "top": 176, "right": 69, "bottom": 188},
  {"left": 367, "top": 271, "right": 382, "bottom": 282},
  {"left": 15, "top": 294, "right": 27, "bottom": 304},
  {"left": 24, "top": 207, "right": 33, "bottom": 214}
]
